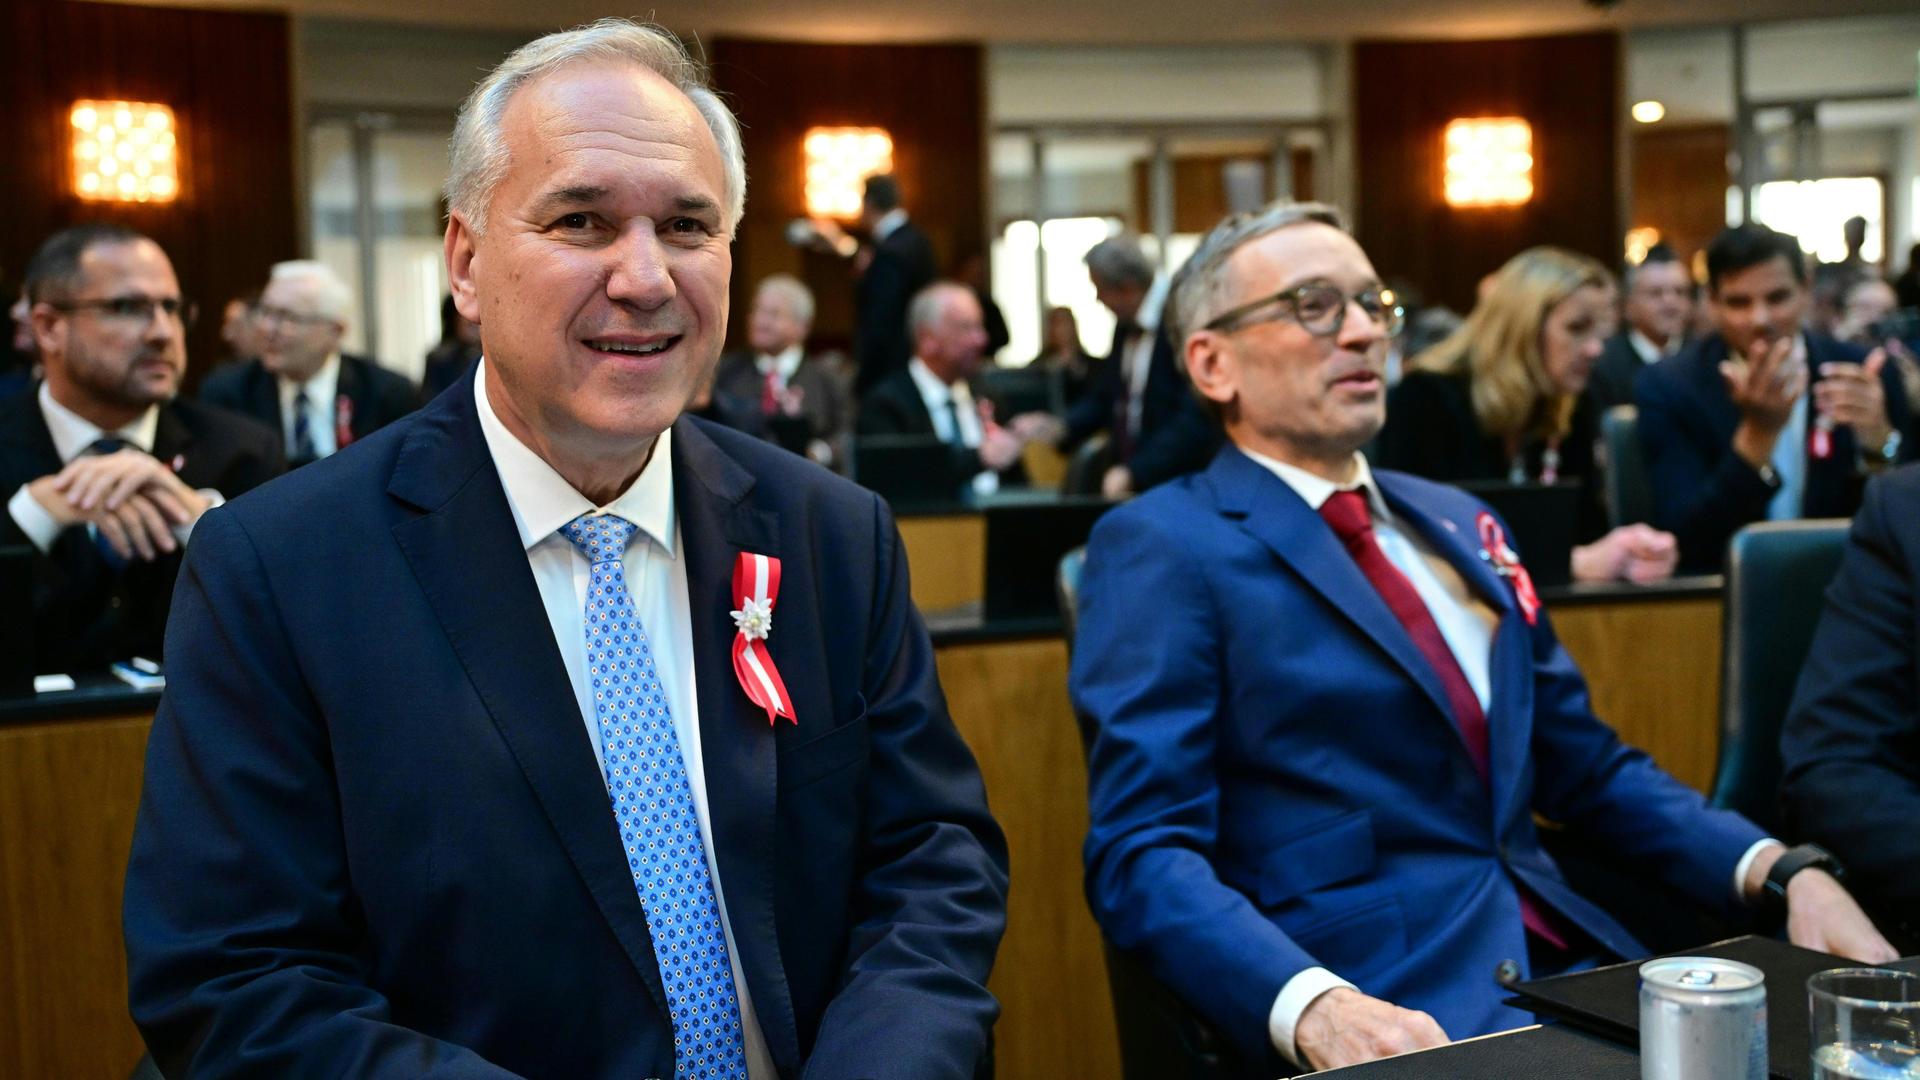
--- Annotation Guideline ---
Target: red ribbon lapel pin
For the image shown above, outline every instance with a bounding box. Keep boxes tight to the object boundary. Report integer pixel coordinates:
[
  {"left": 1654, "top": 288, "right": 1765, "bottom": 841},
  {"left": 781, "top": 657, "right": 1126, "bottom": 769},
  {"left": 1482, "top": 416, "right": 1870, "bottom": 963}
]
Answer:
[
  {"left": 334, "top": 395, "right": 355, "bottom": 450},
  {"left": 731, "top": 552, "right": 796, "bottom": 725},
  {"left": 1476, "top": 511, "right": 1540, "bottom": 626}
]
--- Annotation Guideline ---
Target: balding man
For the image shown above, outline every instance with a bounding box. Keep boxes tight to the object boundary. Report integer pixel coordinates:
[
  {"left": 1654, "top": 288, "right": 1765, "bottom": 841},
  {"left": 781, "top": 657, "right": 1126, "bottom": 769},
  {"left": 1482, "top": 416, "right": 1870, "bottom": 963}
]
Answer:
[
  {"left": 712, "top": 274, "right": 854, "bottom": 471},
  {"left": 199, "top": 260, "right": 414, "bottom": 465},
  {"left": 125, "top": 19, "right": 1006, "bottom": 1079}
]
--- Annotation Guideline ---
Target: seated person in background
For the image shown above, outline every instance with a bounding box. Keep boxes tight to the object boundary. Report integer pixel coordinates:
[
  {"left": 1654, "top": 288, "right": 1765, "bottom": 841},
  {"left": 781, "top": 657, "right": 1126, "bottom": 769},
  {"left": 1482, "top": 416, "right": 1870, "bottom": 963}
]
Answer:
[
  {"left": 1589, "top": 243, "right": 1691, "bottom": 412},
  {"left": 1019, "top": 234, "right": 1219, "bottom": 498},
  {"left": 1378, "top": 247, "right": 1677, "bottom": 584},
  {"left": 713, "top": 273, "right": 854, "bottom": 472},
  {"left": 215, "top": 290, "right": 264, "bottom": 368},
  {"left": 199, "top": 260, "right": 415, "bottom": 466},
  {"left": 1031, "top": 304, "right": 1098, "bottom": 409},
  {"left": 1, "top": 224, "right": 282, "bottom": 672},
  {"left": 858, "top": 281, "right": 1030, "bottom": 498},
  {"left": 1781, "top": 463, "right": 1920, "bottom": 954},
  {"left": 419, "top": 294, "right": 482, "bottom": 403},
  {"left": 1636, "top": 224, "right": 1915, "bottom": 572},
  {"left": 1073, "top": 201, "right": 1893, "bottom": 1074}
]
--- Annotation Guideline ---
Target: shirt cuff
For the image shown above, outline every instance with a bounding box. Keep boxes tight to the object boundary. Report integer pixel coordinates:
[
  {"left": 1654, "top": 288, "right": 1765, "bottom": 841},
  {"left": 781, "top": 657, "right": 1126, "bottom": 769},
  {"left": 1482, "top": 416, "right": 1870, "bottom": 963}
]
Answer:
[
  {"left": 8, "top": 483, "right": 64, "bottom": 554},
  {"left": 1734, "top": 838, "right": 1786, "bottom": 904},
  {"left": 1269, "top": 966, "right": 1358, "bottom": 1067},
  {"left": 173, "top": 489, "right": 224, "bottom": 547}
]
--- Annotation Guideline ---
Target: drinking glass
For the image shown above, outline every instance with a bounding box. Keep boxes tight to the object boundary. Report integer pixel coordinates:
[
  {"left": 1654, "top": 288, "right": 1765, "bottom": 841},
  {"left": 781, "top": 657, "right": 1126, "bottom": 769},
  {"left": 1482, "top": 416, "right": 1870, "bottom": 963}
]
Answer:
[{"left": 1809, "top": 968, "right": 1920, "bottom": 1079}]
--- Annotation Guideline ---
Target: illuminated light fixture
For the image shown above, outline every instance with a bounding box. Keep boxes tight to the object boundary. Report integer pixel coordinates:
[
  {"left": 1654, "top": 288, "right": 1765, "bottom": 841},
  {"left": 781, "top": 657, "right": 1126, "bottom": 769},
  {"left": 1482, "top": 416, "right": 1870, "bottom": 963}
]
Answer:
[
  {"left": 1443, "top": 117, "right": 1533, "bottom": 208},
  {"left": 802, "top": 127, "right": 893, "bottom": 219},
  {"left": 1631, "top": 100, "right": 1667, "bottom": 124},
  {"left": 71, "top": 100, "right": 178, "bottom": 204},
  {"left": 1624, "top": 226, "right": 1663, "bottom": 265}
]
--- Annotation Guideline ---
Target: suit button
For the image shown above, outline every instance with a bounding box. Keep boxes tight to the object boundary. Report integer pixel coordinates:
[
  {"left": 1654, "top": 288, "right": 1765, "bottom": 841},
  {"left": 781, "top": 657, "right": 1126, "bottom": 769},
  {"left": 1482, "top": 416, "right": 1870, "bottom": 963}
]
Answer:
[{"left": 1496, "top": 958, "right": 1522, "bottom": 986}]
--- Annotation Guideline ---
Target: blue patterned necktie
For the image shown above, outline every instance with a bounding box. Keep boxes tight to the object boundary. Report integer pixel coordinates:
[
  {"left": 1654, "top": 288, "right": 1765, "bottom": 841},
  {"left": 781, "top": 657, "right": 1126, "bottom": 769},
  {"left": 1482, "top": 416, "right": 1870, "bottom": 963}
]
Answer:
[
  {"left": 559, "top": 512, "right": 749, "bottom": 1079},
  {"left": 291, "top": 390, "right": 316, "bottom": 463}
]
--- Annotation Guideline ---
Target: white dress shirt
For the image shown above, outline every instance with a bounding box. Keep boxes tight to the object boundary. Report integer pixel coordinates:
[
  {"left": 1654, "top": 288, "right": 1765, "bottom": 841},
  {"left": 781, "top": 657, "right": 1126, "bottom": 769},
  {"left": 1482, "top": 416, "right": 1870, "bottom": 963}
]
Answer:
[
  {"left": 278, "top": 352, "right": 342, "bottom": 459},
  {"left": 1239, "top": 446, "right": 1778, "bottom": 1066},
  {"left": 1627, "top": 328, "right": 1679, "bottom": 365},
  {"left": 6, "top": 381, "right": 217, "bottom": 552},
  {"left": 473, "top": 365, "right": 775, "bottom": 1079},
  {"left": 871, "top": 207, "right": 908, "bottom": 243},
  {"left": 756, "top": 344, "right": 805, "bottom": 395},
  {"left": 907, "top": 356, "right": 997, "bottom": 496}
]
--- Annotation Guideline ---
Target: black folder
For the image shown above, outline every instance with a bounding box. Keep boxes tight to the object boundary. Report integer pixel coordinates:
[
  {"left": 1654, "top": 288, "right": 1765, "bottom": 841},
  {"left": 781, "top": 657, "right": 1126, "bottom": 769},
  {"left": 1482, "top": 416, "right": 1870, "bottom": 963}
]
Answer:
[{"left": 1314, "top": 1023, "right": 1639, "bottom": 1078}]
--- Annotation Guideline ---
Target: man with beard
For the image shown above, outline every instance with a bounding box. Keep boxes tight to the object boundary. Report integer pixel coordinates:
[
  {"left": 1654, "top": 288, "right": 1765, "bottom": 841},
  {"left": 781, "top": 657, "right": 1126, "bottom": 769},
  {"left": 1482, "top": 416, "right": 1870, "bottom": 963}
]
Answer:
[{"left": 0, "top": 224, "right": 282, "bottom": 671}]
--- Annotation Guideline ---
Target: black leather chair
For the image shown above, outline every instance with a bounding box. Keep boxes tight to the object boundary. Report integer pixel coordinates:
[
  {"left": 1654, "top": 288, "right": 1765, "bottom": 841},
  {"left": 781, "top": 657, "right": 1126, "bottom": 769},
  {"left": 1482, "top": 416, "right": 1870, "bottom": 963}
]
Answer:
[
  {"left": 1062, "top": 433, "right": 1113, "bottom": 497},
  {"left": 1057, "top": 548, "right": 1264, "bottom": 1080},
  {"left": 1601, "top": 405, "right": 1654, "bottom": 527},
  {"left": 1709, "top": 519, "right": 1852, "bottom": 833}
]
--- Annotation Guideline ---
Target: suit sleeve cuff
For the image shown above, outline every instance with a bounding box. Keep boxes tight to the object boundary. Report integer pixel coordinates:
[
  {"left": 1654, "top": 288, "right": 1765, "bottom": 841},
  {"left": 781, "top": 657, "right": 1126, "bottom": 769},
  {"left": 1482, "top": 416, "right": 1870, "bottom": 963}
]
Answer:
[
  {"left": 9, "top": 483, "right": 64, "bottom": 553},
  {"left": 1269, "top": 966, "right": 1357, "bottom": 1067},
  {"left": 174, "top": 489, "right": 224, "bottom": 546},
  {"left": 1734, "top": 838, "right": 1786, "bottom": 904}
]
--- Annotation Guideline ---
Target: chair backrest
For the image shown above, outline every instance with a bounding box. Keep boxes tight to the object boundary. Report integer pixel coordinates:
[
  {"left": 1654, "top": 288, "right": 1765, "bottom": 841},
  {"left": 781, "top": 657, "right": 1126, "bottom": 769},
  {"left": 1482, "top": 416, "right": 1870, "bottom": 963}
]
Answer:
[
  {"left": 1057, "top": 547, "right": 1087, "bottom": 653},
  {"left": 1601, "top": 405, "right": 1653, "bottom": 527},
  {"left": 1062, "top": 432, "right": 1113, "bottom": 497},
  {"left": 1710, "top": 519, "right": 1852, "bottom": 831}
]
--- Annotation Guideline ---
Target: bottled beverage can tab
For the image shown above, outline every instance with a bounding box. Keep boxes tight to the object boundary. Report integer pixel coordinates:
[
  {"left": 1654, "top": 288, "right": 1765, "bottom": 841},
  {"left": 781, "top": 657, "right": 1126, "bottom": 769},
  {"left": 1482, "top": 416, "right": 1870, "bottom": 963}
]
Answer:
[{"left": 1640, "top": 956, "right": 1768, "bottom": 1080}]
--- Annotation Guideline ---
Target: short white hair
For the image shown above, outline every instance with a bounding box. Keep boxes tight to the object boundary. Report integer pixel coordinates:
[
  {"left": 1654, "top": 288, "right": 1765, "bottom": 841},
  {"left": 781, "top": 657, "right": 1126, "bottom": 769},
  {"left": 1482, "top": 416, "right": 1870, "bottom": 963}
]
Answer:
[
  {"left": 268, "top": 259, "right": 352, "bottom": 324},
  {"left": 446, "top": 18, "right": 747, "bottom": 236},
  {"left": 754, "top": 273, "right": 814, "bottom": 325},
  {"left": 908, "top": 281, "right": 972, "bottom": 339}
]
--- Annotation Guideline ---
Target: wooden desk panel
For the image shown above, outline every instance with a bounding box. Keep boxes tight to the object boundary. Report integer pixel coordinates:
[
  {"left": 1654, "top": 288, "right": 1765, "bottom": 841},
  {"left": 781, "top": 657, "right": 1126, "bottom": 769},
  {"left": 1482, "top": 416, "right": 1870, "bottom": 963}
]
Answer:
[
  {"left": 897, "top": 513, "right": 986, "bottom": 611},
  {"left": 0, "top": 714, "right": 152, "bottom": 1080}
]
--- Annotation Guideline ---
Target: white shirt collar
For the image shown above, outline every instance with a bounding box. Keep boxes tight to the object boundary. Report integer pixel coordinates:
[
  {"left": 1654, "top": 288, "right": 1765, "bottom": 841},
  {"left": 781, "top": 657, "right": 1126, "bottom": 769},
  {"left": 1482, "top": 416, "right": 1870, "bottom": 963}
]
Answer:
[
  {"left": 1238, "top": 445, "right": 1393, "bottom": 524},
  {"left": 279, "top": 352, "right": 341, "bottom": 406},
  {"left": 756, "top": 345, "right": 804, "bottom": 381},
  {"left": 39, "top": 380, "right": 159, "bottom": 462},
  {"left": 907, "top": 355, "right": 971, "bottom": 404},
  {"left": 872, "top": 208, "right": 909, "bottom": 242},
  {"left": 473, "top": 358, "right": 676, "bottom": 559},
  {"left": 1627, "top": 328, "right": 1676, "bottom": 363}
]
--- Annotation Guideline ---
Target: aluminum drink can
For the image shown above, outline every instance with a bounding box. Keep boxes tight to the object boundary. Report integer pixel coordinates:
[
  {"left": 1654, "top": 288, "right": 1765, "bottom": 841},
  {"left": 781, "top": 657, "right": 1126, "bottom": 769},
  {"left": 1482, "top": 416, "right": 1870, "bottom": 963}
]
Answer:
[{"left": 1639, "top": 956, "right": 1768, "bottom": 1080}]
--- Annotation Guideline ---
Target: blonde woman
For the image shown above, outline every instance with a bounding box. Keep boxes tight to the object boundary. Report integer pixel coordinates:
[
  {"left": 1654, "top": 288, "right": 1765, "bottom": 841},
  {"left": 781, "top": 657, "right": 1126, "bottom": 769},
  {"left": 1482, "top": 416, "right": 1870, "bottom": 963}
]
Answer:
[{"left": 1377, "top": 247, "right": 1678, "bottom": 583}]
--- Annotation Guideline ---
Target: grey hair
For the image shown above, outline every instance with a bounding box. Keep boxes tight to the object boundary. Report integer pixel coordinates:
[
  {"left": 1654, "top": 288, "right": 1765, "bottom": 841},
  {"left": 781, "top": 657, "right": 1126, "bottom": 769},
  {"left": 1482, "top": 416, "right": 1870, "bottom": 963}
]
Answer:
[
  {"left": 755, "top": 272, "right": 815, "bottom": 325},
  {"left": 446, "top": 18, "right": 747, "bottom": 236},
  {"left": 268, "top": 259, "right": 353, "bottom": 323},
  {"left": 907, "top": 280, "right": 971, "bottom": 339},
  {"left": 1083, "top": 234, "right": 1155, "bottom": 290},
  {"left": 1165, "top": 200, "right": 1348, "bottom": 346}
]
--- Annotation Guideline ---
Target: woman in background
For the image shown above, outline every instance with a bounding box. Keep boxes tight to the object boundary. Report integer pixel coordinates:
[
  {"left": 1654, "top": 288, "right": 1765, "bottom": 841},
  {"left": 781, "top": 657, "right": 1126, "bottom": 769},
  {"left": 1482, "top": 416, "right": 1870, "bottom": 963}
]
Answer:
[
  {"left": 1031, "top": 305, "right": 1098, "bottom": 409},
  {"left": 1377, "top": 246, "right": 1677, "bottom": 584}
]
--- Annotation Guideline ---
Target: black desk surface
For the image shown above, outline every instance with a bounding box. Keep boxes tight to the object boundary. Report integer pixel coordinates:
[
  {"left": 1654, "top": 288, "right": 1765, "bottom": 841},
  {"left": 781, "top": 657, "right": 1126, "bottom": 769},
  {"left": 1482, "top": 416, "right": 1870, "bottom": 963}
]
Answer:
[
  {"left": 1317, "top": 1023, "right": 1639, "bottom": 1078},
  {"left": 0, "top": 669, "right": 162, "bottom": 726}
]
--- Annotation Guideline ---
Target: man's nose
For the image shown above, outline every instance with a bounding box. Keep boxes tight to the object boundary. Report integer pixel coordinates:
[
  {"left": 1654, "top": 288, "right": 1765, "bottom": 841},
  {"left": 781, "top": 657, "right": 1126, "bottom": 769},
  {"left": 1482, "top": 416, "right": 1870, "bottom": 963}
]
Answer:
[
  {"left": 606, "top": 227, "right": 676, "bottom": 309},
  {"left": 1336, "top": 297, "right": 1383, "bottom": 350}
]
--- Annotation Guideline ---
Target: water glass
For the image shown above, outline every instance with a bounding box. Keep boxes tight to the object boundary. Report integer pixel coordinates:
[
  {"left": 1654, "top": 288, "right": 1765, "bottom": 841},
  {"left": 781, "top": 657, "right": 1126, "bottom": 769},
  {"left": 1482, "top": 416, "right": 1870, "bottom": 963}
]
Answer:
[{"left": 1809, "top": 968, "right": 1920, "bottom": 1079}]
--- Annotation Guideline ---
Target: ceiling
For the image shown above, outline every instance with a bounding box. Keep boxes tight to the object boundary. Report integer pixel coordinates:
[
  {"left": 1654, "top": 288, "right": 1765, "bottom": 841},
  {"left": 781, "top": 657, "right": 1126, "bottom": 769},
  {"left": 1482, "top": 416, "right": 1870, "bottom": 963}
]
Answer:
[{"left": 101, "top": 0, "right": 1920, "bottom": 43}]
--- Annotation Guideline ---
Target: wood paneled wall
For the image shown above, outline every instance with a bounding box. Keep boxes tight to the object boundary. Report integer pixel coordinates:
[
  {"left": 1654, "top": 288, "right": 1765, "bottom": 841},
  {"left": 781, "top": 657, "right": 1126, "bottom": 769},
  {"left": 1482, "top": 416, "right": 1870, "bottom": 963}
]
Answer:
[
  {"left": 710, "top": 39, "right": 986, "bottom": 355},
  {"left": 1353, "top": 33, "right": 1620, "bottom": 314},
  {"left": 1630, "top": 124, "right": 1732, "bottom": 272},
  {"left": 0, "top": 1, "right": 297, "bottom": 390}
]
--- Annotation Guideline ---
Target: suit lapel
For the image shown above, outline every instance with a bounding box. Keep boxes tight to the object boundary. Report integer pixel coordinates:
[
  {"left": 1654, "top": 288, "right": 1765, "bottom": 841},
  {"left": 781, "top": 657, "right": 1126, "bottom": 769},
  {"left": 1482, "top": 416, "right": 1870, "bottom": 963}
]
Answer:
[
  {"left": 247, "top": 362, "right": 284, "bottom": 432},
  {"left": 670, "top": 417, "right": 800, "bottom": 1071},
  {"left": 385, "top": 373, "right": 671, "bottom": 1024},
  {"left": 1207, "top": 450, "right": 1460, "bottom": 738}
]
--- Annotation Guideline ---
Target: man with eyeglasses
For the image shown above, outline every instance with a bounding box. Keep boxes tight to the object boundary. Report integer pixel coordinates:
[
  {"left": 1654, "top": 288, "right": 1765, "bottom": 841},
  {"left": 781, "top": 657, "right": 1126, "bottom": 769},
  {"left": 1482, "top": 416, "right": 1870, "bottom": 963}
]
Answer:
[
  {"left": 0, "top": 224, "right": 283, "bottom": 672},
  {"left": 1072, "top": 202, "right": 1893, "bottom": 1073},
  {"left": 199, "top": 260, "right": 415, "bottom": 467}
]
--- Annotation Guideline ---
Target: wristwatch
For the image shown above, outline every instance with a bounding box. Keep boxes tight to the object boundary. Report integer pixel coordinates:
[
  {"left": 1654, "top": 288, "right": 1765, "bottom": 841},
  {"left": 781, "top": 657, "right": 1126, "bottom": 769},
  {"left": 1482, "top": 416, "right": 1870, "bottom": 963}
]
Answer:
[
  {"left": 1761, "top": 843, "right": 1845, "bottom": 912},
  {"left": 1877, "top": 430, "right": 1903, "bottom": 466}
]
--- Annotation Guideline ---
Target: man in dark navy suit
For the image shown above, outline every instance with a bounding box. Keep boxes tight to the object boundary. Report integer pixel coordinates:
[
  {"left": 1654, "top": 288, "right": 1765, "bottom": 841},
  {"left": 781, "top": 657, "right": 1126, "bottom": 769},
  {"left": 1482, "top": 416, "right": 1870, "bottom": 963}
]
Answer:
[
  {"left": 852, "top": 174, "right": 937, "bottom": 398},
  {"left": 1072, "top": 201, "right": 1892, "bottom": 1074},
  {"left": 124, "top": 20, "right": 1007, "bottom": 1079},
  {"left": 1636, "top": 224, "right": 1915, "bottom": 571},
  {"left": 1782, "top": 463, "right": 1920, "bottom": 954}
]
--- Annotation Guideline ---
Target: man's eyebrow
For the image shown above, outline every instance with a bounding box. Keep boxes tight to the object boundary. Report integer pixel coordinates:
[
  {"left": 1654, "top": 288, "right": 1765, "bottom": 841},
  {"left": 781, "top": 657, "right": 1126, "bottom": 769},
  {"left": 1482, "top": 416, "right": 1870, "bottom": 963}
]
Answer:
[
  {"left": 525, "top": 184, "right": 610, "bottom": 219},
  {"left": 671, "top": 194, "right": 721, "bottom": 217}
]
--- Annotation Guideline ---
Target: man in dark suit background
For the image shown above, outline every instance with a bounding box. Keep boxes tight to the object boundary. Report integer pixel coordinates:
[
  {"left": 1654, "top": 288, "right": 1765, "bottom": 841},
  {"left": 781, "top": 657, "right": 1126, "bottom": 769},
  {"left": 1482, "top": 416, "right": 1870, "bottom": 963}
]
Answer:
[
  {"left": 199, "top": 259, "right": 415, "bottom": 466},
  {"left": 853, "top": 173, "right": 936, "bottom": 398},
  {"left": 1073, "top": 202, "right": 1893, "bottom": 1074},
  {"left": 857, "top": 281, "right": 1031, "bottom": 499},
  {"left": 712, "top": 273, "right": 854, "bottom": 472},
  {"left": 1781, "top": 463, "right": 1920, "bottom": 953},
  {"left": 1636, "top": 224, "right": 1915, "bottom": 571},
  {"left": 1, "top": 224, "right": 282, "bottom": 672},
  {"left": 124, "top": 20, "right": 1007, "bottom": 1079},
  {"left": 1588, "top": 243, "right": 1691, "bottom": 413}
]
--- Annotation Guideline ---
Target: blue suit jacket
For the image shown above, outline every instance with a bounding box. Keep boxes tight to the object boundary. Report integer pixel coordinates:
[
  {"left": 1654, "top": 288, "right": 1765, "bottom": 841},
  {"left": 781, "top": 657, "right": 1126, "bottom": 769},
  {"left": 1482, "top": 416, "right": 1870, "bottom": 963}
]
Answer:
[
  {"left": 1072, "top": 447, "right": 1763, "bottom": 1062},
  {"left": 124, "top": 368, "right": 1009, "bottom": 1078}
]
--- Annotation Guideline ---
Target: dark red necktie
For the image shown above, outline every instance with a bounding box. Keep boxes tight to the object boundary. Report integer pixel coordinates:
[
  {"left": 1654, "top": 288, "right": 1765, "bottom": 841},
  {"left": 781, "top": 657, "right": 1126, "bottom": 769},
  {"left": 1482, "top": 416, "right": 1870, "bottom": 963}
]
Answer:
[
  {"left": 760, "top": 367, "right": 781, "bottom": 416},
  {"left": 1319, "top": 488, "right": 1568, "bottom": 949}
]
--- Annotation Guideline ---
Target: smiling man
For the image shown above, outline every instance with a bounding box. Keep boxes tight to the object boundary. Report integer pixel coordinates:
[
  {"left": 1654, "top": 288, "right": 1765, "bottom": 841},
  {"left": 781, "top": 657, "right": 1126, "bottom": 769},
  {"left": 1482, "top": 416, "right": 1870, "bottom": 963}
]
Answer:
[
  {"left": 1072, "top": 202, "right": 1893, "bottom": 1074},
  {"left": 124, "top": 20, "right": 1007, "bottom": 1079}
]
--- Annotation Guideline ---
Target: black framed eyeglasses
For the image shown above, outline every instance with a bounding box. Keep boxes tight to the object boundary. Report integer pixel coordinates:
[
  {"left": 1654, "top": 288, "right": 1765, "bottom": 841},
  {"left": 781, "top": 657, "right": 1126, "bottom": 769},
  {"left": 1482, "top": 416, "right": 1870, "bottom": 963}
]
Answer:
[
  {"left": 1203, "top": 282, "right": 1405, "bottom": 338},
  {"left": 47, "top": 295, "right": 199, "bottom": 329}
]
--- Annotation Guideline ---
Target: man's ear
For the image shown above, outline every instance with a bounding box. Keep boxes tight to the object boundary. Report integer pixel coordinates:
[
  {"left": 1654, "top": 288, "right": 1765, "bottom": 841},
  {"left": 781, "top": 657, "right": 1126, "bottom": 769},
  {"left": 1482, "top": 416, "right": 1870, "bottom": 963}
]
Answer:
[
  {"left": 1184, "top": 330, "right": 1236, "bottom": 409},
  {"left": 445, "top": 213, "right": 483, "bottom": 326},
  {"left": 28, "top": 302, "right": 64, "bottom": 357}
]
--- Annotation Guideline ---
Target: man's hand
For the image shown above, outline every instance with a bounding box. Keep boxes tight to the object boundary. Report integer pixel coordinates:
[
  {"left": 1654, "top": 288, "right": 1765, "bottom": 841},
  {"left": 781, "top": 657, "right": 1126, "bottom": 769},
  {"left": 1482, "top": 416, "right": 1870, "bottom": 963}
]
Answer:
[
  {"left": 1295, "top": 987, "right": 1450, "bottom": 1071},
  {"left": 1571, "top": 523, "right": 1678, "bottom": 584},
  {"left": 1100, "top": 464, "right": 1132, "bottom": 501},
  {"left": 1008, "top": 412, "right": 1065, "bottom": 447},
  {"left": 53, "top": 449, "right": 207, "bottom": 525},
  {"left": 1813, "top": 351, "right": 1892, "bottom": 455},
  {"left": 1721, "top": 335, "right": 1804, "bottom": 469},
  {"left": 979, "top": 426, "right": 1025, "bottom": 472},
  {"left": 1784, "top": 870, "right": 1899, "bottom": 964}
]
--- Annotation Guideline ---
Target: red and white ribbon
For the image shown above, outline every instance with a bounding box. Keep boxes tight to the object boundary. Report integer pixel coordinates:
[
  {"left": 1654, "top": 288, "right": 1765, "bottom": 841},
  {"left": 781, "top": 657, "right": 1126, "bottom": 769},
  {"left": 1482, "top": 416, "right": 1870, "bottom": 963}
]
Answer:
[
  {"left": 335, "top": 395, "right": 356, "bottom": 450},
  {"left": 1476, "top": 512, "right": 1540, "bottom": 626},
  {"left": 731, "top": 552, "right": 796, "bottom": 725}
]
